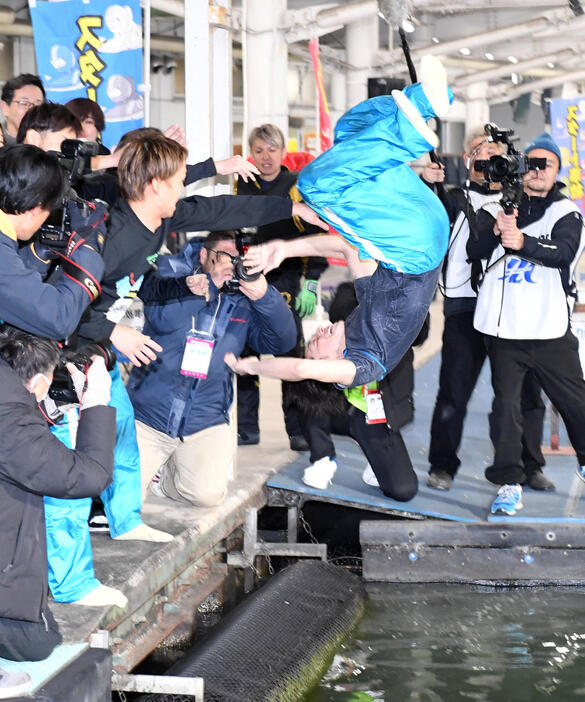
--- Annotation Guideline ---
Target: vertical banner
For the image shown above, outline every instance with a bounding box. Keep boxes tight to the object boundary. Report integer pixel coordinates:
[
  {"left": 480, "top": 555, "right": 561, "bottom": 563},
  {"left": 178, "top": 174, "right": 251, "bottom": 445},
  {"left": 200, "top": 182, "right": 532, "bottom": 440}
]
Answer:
[
  {"left": 309, "top": 37, "right": 332, "bottom": 154},
  {"left": 29, "top": 0, "right": 143, "bottom": 149},
  {"left": 550, "top": 97, "right": 585, "bottom": 215}
]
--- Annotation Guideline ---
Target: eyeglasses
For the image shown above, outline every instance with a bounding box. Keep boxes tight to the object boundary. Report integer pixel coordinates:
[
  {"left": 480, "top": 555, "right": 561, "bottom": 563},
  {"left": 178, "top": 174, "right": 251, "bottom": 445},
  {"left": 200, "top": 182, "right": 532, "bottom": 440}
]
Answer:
[
  {"left": 12, "top": 98, "right": 44, "bottom": 109},
  {"left": 205, "top": 247, "right": 234, "bottom": 262}
]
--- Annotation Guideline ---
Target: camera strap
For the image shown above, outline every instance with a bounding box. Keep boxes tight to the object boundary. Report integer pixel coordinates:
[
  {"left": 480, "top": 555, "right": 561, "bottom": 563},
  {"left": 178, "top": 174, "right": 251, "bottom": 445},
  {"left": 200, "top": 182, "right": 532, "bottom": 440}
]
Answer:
[{"left": 58, "top": 254, "right": 102, "bottom": 302}]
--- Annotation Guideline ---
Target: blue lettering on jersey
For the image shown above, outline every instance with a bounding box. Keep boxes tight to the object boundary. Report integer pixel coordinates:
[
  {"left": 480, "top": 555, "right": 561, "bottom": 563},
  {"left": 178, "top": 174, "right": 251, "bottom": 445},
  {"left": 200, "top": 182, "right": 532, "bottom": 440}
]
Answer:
[{"left": 498, "top": 258, "right": 536, "bottom": 284}]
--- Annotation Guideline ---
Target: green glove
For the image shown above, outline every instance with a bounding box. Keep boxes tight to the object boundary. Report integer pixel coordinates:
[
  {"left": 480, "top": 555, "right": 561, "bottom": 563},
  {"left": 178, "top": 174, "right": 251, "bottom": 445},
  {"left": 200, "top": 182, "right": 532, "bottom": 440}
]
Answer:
[{"left": 295, "top": 279, "right": 318, "bottom": 318}]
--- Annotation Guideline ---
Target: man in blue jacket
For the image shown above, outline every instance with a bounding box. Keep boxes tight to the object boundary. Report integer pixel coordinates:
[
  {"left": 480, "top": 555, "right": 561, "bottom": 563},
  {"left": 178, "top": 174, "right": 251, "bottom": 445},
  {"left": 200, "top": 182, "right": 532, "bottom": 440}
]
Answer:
[{"left": 127, "top": 230, "right": 297, "bottom": 506}]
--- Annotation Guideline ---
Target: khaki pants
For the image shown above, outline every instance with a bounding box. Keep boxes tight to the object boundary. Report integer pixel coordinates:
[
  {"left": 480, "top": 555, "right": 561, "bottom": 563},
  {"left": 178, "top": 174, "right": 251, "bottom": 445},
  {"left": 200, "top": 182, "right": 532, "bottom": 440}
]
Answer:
[{"left": 136, "top": 421, "right": 236, "bottom": 507}]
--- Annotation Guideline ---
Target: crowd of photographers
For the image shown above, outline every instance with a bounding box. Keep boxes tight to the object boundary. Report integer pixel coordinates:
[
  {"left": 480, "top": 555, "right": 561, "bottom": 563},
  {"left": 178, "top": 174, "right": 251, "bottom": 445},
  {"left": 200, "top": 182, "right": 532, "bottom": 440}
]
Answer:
[{"left": 1, "top": 67, "right": 585, "bottom": 690}]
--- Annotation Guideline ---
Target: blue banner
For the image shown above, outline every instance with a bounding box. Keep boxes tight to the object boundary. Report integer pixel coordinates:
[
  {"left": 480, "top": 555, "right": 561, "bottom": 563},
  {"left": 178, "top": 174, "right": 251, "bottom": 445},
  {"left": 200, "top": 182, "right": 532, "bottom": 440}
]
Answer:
[
  {"left": 550, "top": 96, "right": 585, "bottom": 215},
  {"left": 30, "top": 0, "right": 143, "bottom": 149}
]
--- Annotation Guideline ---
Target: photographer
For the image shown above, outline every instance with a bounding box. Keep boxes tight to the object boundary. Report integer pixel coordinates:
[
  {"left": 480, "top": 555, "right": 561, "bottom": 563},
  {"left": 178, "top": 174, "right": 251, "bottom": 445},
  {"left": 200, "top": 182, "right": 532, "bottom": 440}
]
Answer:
[
  {"left": 468, "top": 132, "right": 585, "bottom": 516},
  {"left": 0, "top": 326, "right": 115, "bottom": 667},
  {"left": 127, "top": 230, "right": 297, "bottom": 506},
  {"left": 0, "top": 144, "right": 104, "bottom": 339},
  {"left": 422, "top": 127, "right": 547, "bottom": 493}
]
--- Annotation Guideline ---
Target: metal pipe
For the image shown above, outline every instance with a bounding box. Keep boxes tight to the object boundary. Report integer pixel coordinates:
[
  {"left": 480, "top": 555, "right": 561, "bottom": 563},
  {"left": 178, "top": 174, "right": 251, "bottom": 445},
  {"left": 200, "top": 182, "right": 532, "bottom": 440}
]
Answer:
[
  {"left": 453, "top": 49, "right": 575, "bottom": 88},
  {"left": 314, "top": 0, "right": 377, "bottom": 29},
  {"left": 489, "top": 67, "right": 585, "bottom": 104},
  {"left": 148, "top": 0, "right": 184, "bottom": 18}
]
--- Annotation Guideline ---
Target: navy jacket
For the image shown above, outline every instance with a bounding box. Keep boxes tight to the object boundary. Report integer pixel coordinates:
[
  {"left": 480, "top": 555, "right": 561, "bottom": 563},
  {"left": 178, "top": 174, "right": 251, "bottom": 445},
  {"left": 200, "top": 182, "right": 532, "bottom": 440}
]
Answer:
[{"left": 127, "top": 273, "right": 297, "bottom": 438}]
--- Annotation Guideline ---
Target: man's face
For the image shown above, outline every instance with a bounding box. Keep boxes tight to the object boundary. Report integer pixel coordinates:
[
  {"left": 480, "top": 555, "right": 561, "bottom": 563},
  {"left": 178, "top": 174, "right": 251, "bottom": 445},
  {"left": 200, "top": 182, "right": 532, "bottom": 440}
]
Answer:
[
  {"left": 250, "top": 137, "right": 285, "bottom": 182},
  {"left": 158, "top": 163, "right": 187, "bottom": 218},
  {"left": 1, "top": 85, "right": 44, "bottom": 136},
  {"left": 305, "top": 321, "right": 346, "bottom": 360},
  {"left": 200, "top": 238, "right": 238, "bottom": 289},
  {"left": 466, "top": 136, "right": 503, "bottom": 186},
  {"left": 26, "top": 369, "right": 54, "bottom": 402},
  {"left": 522, "top": 148, "right": 559, "bottom": 197},
  {"left": 15, "top": 206, "right": 51, "bottom": 241}
]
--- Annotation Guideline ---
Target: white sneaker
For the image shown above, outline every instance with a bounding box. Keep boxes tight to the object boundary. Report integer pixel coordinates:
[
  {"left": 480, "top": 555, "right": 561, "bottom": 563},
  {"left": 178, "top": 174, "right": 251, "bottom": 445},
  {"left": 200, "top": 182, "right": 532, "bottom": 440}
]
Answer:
[
  {"left": 0, "top": 667, "right": 31, "bottom": 699},
  {"left": 362, "top": 463, "right": 379, "bottom": 487},
  {"left": 303, "top": 457, "right": 337, "bottom": 490},
  {"left": 419, "top": 55, "right": 450, "bottom": 118},
  {"left": 150, "top": 466, "right": 166, "bottom": 498},
  {"left": 391, "top": 89, "right": 440, "bottom": 148}
]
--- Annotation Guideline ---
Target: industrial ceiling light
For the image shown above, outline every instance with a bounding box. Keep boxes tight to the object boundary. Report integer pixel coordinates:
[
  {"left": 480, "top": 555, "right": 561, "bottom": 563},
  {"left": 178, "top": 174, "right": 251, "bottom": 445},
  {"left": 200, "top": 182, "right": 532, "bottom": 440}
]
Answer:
[
  {"left": 459, "top": 47, "right": 471, "bottom": 55},
  {"left": 485, "top": 52, "right": 495, "bottom": 61},
  {"left": 431, "top": 36, "right": 440, "bottom": 43},
  {"left": 508, "top": 55, "right": 518, "bottom": 64}
]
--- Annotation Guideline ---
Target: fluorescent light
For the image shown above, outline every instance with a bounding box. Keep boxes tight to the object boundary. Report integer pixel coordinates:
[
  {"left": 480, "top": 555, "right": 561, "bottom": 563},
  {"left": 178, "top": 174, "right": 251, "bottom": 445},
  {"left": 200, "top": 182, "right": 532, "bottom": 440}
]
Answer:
[
  {"left": 485, "top": 52, "right": 495, "bottom": 61},
  {"left": 508, "top": 55, "right": 518, "bottom": 64},
  {"left": 432, "top": 36, "right": 440, "bottom": 44},
  {"left": 511, "top": 72, "right": 519, "bottom": 84},
  {"left": 459, "top": 47, "right": 471, "bottom": 56},
  {"left": 547, "top": 61, "right": 555, "bottom": 68}
]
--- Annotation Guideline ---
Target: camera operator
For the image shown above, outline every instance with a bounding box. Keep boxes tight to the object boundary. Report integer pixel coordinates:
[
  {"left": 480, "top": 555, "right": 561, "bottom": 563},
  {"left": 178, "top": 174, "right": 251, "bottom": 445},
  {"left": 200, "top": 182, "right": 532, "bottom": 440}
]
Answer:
[
  {"left": 0, "top": 325, "right": 114, "bottom": 670},
  {"left": 422, "top": 127, "right": 547, "bottom": 493},
  {"left": 0, "top": 144, "right": 105, "bottom": 339},
  {"left": 126, "top": 230, "right": 297, "bottom": 506},
  {"left": 468, "top": 132, "right": 585, "bottom": 516}
]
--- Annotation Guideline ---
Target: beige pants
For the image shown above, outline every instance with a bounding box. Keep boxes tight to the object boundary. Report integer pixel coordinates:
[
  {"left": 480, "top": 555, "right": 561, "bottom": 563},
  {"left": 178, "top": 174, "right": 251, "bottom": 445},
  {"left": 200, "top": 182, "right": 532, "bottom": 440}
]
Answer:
[{"left": 136, "top": 420, "right": 236, "bottom": 507}]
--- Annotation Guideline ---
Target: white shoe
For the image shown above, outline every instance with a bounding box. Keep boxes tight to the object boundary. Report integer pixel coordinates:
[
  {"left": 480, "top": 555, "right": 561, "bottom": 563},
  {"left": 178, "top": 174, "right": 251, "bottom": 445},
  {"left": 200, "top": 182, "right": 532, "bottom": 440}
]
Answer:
[
  {"left": 113, "top": 523, "right": 174, "bottom": 543},
  {"left": 362, "top": 463, "right": 379, "bottom": 487},
  {"left": 419, "top": 55, "right": 450, "bottom": 118},
  {"left": 391, "top": 89, "right": 439, "bottom": 148},
  {"left": 150, "top": 466, "right": 166, "bottom": 498},
  {"left": 302, "top": 457, "right": 337, "bottom": 490},
  {"left": 0, "top": 668, "right": 31, "bottom": 699},
  {"left": 71, "top": 584, "right": 128, "bottom": 608}
]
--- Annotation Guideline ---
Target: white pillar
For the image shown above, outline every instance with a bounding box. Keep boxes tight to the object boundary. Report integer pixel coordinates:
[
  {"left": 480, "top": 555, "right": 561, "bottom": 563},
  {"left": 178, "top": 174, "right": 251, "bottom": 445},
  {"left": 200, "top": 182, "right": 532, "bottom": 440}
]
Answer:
[
  {"left": 464, "top": 81, "right": 490, "bottom": 136},
  {"left": 243, "top": 0, "right": 288, "bottom": 145},
  {"left": 184, "top": 0, "right": 211, "bottom": 166},
  {"left": 330, "top": 70, "right": 347, "bottom": 131},
  {"left": 211, "top": 0, "right": 233, "bottom": 195},
  {"left": 345, "top": 14, "right": 377, "bottom": 109}
]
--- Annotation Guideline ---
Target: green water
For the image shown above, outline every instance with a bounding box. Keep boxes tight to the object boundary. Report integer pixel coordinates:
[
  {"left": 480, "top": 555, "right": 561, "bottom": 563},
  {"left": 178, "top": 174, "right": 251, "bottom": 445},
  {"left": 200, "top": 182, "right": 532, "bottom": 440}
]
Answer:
[{"left": 305, "top": 583, "right": 585, "bottom": 702}]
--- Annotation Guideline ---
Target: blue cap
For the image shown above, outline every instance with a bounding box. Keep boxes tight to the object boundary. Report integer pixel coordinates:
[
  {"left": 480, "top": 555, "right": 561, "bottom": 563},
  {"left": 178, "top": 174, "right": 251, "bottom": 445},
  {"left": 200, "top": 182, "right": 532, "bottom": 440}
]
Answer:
[{"left": 525, "top": 132, "right": 561, "bottom": 167}]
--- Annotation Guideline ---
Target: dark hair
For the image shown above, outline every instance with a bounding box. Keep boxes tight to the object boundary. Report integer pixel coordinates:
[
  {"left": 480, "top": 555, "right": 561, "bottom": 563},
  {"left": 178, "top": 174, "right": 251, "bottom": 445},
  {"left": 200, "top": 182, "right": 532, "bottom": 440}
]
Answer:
[
  {"left": 206, "top": 230, "right": 237, "bottom": 247},
  {"left": 16, "top": 102, "right": 81, "bottom": 144},
  {"left": 65, "top": 97, "right": 105, "bottom": 132},
  {"left": 1, "top": 73, "right": 45, "bottom": 105},
  {"left": 116, "top": 126, "right": 163, "bottom": 151},
  {"left": 0, "top": 324, "right": 60, "bottom": 382},
  {"left": 0, "top": 145, "right": 65, "bottom": 213}
]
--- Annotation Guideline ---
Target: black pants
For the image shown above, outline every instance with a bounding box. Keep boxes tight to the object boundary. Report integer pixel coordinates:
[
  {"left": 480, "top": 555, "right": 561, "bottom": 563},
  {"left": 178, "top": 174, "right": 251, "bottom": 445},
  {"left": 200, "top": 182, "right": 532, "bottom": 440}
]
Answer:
[
  {"left": 429, "top": 310, "right": 544, "bottom": 478},
  {"left": 300, "top": 405, "right": 418, "bottom": 502},
  {"left": 485, "top": 330, "right": 585, "bottom": 485},
  {"left": 238, "top": 274, "right": 304, "bottom": 437},
  {"left": 0, "top": 607, "right": 61, "bottom": 662}
]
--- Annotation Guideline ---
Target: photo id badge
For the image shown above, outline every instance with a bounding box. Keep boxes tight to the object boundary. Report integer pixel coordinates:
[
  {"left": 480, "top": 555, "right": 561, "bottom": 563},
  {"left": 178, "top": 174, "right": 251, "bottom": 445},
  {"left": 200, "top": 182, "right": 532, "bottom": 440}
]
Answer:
[
  {"left": 365, "top": 390, "right": 386, "bottom": 424},
  {"left": 180, "top": 332, "right": 214, "bottom": 379}
]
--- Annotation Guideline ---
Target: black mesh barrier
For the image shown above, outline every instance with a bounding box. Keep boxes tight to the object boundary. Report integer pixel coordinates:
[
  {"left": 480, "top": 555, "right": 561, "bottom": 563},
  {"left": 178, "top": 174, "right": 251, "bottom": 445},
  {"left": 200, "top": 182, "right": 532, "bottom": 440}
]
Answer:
[{"left": 139, "top": 560, "right": 366, "bottom": 702}]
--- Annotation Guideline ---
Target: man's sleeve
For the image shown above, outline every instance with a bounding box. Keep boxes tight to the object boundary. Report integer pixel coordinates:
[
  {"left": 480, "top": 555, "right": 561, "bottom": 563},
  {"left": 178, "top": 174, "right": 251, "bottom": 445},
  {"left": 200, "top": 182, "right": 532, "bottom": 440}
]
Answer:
[
  {"left": 185, "top": 158, "right": 217, "bottom": 186},
  {"left": 520, "top": 210, "right": 583, "bottom": 268},
  {"left": 467, "top": 206, "right": 500, "bottom": 261},
  {"left": 169, "top": 194, "right": 292, "bottom": 233},
  {"left": 246, "top": 285, "right": 297, "bottom": 355},
  {"left": 0, "top": 237, "right": 104, "bottom": 339},
  {"left": 0, "top": 401, "right": 115, "bottom": 499}
]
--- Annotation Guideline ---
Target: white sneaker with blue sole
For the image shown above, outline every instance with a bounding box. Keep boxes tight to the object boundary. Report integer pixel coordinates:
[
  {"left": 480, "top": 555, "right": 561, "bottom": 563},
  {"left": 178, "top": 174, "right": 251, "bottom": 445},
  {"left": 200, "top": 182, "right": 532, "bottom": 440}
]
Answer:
[
  {"left": 303, "top": 457, "right": 337, "bottom": 490},
  {"left": 491, "top": 484, "right": 523, "bottom": 516}
]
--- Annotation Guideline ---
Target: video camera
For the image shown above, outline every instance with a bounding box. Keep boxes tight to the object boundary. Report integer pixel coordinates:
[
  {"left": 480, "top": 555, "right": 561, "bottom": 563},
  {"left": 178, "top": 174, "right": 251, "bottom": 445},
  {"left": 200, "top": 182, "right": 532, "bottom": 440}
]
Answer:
[
  {"left": 38, "top": 139, "right": 100, "bottom": 249},
  {"left": 48, "top": 340, "right": 117, "bottom": 405},
  {"left": 473, "top": 123, "right": 547, "bottom": 212},
  {"left": 222, "top": 228, "right": 262, "bottom": 294}
]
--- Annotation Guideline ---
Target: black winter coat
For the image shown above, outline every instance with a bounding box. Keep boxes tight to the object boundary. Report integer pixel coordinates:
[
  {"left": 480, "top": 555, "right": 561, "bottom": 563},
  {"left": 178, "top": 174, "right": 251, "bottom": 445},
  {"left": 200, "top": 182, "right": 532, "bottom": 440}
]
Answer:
[{"left": 0, "top": 359, "right": 115, "bottom": 623}]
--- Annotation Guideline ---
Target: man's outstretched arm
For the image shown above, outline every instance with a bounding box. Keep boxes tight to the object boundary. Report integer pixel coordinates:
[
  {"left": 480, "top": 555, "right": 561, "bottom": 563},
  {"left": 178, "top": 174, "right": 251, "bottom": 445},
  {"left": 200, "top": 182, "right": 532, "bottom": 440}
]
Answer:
[{"left": 224, "top": 352, "right": 357, "bottom": 386}]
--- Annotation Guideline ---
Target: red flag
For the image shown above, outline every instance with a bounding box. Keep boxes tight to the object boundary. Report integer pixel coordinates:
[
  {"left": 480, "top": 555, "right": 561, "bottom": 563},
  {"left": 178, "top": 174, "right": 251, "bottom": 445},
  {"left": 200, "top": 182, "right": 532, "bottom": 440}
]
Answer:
[{"left": 309, "top": 37, "right": 332, "bottom": 153}]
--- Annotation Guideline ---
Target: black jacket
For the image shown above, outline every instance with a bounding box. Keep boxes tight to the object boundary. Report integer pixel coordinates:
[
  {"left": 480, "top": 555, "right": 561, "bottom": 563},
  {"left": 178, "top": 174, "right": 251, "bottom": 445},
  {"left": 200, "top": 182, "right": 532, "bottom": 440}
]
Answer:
[
  {"left": 0, "top": 359, "right": 115, "bottom": 623},
  {"left": 76, "top": 192, "right": 293, "bottom": 344}
]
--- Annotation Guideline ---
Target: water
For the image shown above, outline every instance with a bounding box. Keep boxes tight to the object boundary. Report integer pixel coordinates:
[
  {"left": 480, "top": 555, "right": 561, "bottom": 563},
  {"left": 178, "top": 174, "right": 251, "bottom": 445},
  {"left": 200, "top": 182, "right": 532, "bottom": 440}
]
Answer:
[{"left": 305, "top": 583, "right": 585, "bottom": 702}]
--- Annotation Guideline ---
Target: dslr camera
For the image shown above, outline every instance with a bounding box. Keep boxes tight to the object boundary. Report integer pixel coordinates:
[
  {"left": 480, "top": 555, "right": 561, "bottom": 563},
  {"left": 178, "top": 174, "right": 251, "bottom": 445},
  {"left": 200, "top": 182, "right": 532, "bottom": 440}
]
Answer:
[
  {"left": 473, "top": 123, "right": 547, "bottom": 212},
  {"left": 222, "top": 228, "right": 262, "bottom": 294},
  {"left": 48, "top": 340, "right": 117, "bottom": 405},
  {"left": 38, "top": 139, "right": 100, "bottom": 249}
]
